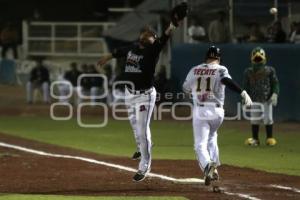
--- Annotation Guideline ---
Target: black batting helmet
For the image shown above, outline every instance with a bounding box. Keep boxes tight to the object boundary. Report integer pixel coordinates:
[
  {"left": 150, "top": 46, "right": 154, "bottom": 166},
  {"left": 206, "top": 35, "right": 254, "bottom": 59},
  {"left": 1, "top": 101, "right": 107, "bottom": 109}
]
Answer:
[{"left": 205, "top": 46, "right": 221, "bottom": 60}]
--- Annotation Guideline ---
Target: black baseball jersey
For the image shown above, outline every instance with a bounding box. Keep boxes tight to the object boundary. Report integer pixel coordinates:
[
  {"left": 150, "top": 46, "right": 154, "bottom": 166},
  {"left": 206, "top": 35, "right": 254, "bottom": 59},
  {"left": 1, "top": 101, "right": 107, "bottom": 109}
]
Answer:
[
  {"left": 112, "top": 33, "right": 169, "bottom": 90},
  {"left": 30, "top": 65, "right": 50, "bottom": 85},
  {"left": 64, "top": 70, "right": 81, "bottom": 86}
]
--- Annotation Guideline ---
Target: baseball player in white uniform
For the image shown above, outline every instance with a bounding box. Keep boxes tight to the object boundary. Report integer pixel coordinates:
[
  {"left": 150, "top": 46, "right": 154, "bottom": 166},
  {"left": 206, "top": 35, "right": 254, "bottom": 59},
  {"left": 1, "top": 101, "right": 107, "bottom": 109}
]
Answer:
[{"left": 182, "top": 46, "right": 253, "bottom": 186}]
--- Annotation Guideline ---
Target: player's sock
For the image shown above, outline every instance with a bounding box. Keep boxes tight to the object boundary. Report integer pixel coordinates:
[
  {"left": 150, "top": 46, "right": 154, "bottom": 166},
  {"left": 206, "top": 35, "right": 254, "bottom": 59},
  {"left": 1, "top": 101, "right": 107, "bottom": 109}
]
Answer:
[
  {"left": 266, "top": 125, "right": 273, "bottom": 138},
  {"left": 251, "top": 125, "right": 259, "bottom": 140}
]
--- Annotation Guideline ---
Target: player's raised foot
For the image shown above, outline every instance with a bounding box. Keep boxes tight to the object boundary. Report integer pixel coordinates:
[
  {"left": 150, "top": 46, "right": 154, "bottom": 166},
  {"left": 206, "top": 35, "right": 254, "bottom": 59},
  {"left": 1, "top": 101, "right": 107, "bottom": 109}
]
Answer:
[
  {"left": 131, "top": 151, "right": 141, "bottom": 160},
  {"left": 133, "top": 170, "right": 147, "bottom": 182},
  {"left": 245, "top": 138, "right": 260, "bottom": 146},
  {"left": 266, "top": 138, "right": 277, "bottom": 146},
  {"left": 204, "top": 162, "right": 217, "bottom": 186}
]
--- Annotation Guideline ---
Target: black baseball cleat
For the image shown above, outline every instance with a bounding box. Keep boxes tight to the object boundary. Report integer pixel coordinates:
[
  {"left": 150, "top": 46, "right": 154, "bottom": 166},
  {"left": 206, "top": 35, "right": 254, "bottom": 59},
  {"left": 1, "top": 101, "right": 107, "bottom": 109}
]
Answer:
[
  {"left": 131, "top": 151, "right": 141, "bottom": 160},
  {"left": 133, "top": 170, "right": 147, "bottom": 182},
  {"left": 204, "top": 162, "right": 217, "bottom": 186}
]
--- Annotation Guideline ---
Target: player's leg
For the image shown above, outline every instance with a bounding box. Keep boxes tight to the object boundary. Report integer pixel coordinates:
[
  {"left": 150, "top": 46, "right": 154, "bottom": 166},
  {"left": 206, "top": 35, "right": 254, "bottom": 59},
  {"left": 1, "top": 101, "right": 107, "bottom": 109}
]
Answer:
[
  {"left": 193, "top": 111, "right": 217, "bottom": 186},
  {"left": 207, "top": 131, "right": 220, "bottom": 182},
  {"left": 90, "top": 86, "right": 100, "bottom": 104},
  {"left": 207, "top": 133, "right": 219, "bottom": 165},
  {"left": 113, "top": 89, "right": 125, "bottom": 104},
  {"left": 129, "top": 105, "right": 140, "bottom": 158},
  {"left": 57, "top": 83, "right": 70, "bottom": 103},
  {"left": 26, "top": 81, "right": 34, "bottom": 104},
  {"left": 106, "top": 88, "right": 113, "bottom": 105},
  {"left": 193, "top": 108, "right": 213, "bottom": 169},
  {"left": 263, "top": 102, "right": 276, "bottom": 146},
  {"left": 42, "top": 82, "right": 50, "bottom": 103},
  {"left": 208, "top": 122, "right": 222, "bottom": 163},
  {"left": 75, "top": 86, "right": 83, "bottom": 105},
  {"left": 125, "top": 89, "right": 140, "bottom": 159},
  {"left": 133, "top": 88, "right": 156, "bottom": 181},
  {"left": 207, "top": 108, "right": 224, "bottom": 181}
]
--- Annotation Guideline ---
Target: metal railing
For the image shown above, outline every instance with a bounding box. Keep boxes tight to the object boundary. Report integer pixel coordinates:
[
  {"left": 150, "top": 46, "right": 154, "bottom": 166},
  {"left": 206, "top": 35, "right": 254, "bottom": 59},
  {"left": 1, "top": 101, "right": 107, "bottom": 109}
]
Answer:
[{"left": 22, "top": 21, "right": 116, "bottom": 58}]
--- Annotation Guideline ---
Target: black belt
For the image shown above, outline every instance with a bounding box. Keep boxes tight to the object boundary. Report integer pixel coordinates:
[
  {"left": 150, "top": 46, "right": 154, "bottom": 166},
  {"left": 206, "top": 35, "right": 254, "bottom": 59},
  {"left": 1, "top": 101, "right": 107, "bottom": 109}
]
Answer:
[
  {"left": 197, "top": 103, "right": 221, "bottom": 108},
  {"left": 127, "top": 87, "right": 152, "bottom": 95}
]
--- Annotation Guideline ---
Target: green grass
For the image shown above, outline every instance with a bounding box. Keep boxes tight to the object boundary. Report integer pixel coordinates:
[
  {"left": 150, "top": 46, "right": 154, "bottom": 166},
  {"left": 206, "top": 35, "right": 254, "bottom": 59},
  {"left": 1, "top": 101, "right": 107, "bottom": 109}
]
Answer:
[
  {"left": 0, "top": 116, "right": 299, "bottom": 176},
  {"left": 0, "top": 195, "right": 187, "bottom": 200}
]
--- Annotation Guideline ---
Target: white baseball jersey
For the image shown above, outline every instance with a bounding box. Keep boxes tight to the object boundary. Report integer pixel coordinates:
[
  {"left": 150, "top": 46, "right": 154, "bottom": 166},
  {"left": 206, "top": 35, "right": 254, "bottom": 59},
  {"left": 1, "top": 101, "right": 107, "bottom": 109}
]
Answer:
[{"left": 183, "top": 63, "right": 231, "bottom": 106}]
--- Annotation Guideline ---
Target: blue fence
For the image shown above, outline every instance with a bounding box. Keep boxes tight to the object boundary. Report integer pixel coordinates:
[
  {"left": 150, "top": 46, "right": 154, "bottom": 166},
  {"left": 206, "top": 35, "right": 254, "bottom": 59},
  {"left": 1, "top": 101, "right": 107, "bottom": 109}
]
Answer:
[
  {"left": 0, "top": 59, "right": 17, "bottom": 85},
  {"left": 171, "top": 44, "right": 300, "bottom": 121}
]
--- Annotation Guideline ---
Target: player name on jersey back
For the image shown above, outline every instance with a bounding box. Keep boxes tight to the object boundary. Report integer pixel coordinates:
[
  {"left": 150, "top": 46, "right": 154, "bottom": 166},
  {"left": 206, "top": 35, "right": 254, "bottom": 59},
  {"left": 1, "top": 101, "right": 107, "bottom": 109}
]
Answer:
[{"left": 193, "top": 68, "right": 217, "bottom": 76}]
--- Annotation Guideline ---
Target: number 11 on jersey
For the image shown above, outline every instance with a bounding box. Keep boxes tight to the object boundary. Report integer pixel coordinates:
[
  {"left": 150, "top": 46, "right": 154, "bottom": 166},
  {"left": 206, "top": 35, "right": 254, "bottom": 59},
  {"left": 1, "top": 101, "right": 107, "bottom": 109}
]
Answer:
[{"left": 196, "top": 77, "right": 212, "bottom": 92}]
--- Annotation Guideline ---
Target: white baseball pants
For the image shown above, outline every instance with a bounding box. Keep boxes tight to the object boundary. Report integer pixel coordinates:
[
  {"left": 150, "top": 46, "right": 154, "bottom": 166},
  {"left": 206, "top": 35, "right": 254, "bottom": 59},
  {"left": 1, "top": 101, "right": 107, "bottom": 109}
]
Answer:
[
  {"left": 193, "top": 106, "right": 224, "bottom": 172},
  {"left": 26, "top": 81, "right": 50, "bottom": 103},
  {"left": 125, "top": 87, "right": 156, "bottom": 173}
]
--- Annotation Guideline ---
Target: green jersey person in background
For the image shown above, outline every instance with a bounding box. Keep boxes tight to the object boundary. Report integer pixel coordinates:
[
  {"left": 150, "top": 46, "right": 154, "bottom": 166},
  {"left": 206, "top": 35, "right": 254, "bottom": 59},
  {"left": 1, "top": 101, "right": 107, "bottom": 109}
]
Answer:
[{"left": 244, "top": 47, "right": 280, "bottom": 146}]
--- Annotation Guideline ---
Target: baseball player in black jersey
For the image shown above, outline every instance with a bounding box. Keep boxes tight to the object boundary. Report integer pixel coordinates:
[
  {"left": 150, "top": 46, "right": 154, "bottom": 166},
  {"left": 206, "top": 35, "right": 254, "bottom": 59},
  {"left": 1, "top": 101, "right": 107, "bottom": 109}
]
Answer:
[
  {"left": 26, "top": 59, "right": 50, "bottom": 104},
  {"left": 58, "top": 62, "right": 82, "bottom": 103},
  {"left": 97, "top": 2, "right": 188, "bottom": 182}
]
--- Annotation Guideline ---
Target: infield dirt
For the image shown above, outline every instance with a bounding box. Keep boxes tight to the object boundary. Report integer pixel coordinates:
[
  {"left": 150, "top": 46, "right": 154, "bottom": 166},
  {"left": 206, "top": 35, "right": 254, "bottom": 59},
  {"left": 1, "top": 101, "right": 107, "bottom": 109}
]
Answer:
[{"left": 0, "top": 133, "right": 300, "bottom": 200}]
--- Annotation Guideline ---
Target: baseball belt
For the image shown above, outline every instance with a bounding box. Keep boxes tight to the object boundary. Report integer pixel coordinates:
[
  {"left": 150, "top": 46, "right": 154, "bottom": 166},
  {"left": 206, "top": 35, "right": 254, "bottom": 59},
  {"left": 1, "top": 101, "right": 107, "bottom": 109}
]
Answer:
[
  {"left": 197, "top": 103, "right": 221, "bottom": 108},
  {"left": 127, "top": 87, "right": 153, "bottom": 95}
]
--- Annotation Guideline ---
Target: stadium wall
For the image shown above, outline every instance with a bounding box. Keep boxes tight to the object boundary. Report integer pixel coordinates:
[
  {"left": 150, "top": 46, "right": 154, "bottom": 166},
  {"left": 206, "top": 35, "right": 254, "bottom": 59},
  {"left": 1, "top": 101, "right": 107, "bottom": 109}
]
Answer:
[
  {"left": 171, "top": 44, "right": 300, "bottom": 121},
  {"left": 0, "top": 59, "right": 17, "bottom": 85}
]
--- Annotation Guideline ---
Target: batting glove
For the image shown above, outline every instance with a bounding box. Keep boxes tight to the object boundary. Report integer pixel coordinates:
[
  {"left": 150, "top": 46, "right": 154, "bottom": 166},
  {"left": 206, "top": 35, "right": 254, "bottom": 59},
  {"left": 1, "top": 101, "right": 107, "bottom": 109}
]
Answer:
[
  {"left": 270, "top": 93, "right": 278, "bottom": 106},
  {"left": 241, "top": 90, "right": 253, "bottom": 107}
]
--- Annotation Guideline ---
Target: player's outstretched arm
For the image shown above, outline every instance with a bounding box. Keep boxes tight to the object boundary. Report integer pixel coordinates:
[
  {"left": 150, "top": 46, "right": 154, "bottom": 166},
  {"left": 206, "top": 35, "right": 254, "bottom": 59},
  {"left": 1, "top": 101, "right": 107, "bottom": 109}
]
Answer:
[
  {"left": 165, "top": 2, "right": 188, "bottom": 36},
  {"left": 221, "top": 77, "right": 253, "bottom": 106},
  {"left": 96, "top": 54, "right": 113, "bottom": 73},
  {"left": 97, "top": 54, "right": 113, "bottom": 67},
  {"left": 96, "top": 45, "right": 132, "bottom": 72},
  {"left": 164, "top": 23, "right": 177, "bottom": 36}
]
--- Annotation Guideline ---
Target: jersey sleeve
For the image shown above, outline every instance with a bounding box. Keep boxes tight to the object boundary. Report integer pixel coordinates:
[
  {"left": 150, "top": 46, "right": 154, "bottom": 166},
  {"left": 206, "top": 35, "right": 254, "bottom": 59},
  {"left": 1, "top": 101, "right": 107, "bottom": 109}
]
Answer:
[
  {"left": 182, "top": 68, "right": 194, "bottom": 93},
  {"left": 111, "top": 45, "right": 132, "bottom": 58},
  {"left": 221, "top": 77, "right": 242, "bottom": 94},
  {"left": 219, "top": 66, "right": 231, "bottom": 79}
]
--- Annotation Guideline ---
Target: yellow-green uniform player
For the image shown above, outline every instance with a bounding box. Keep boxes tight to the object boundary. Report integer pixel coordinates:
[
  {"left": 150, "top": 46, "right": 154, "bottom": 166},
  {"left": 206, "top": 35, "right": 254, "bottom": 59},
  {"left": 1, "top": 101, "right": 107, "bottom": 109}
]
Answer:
[{"left": 244, "top": 47, "right": 280, "bottom": 146}]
